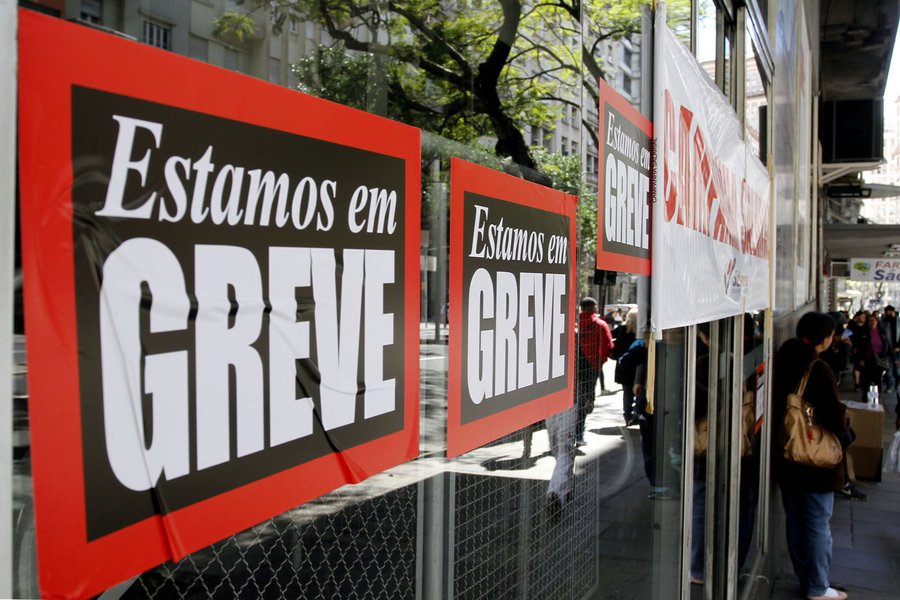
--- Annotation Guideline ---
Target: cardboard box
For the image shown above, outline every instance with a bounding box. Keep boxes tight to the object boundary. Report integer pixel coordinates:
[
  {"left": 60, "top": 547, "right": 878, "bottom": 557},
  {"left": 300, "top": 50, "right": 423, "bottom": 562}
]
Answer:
[
  {"left": 845, "top": 401, "right": 885, "bottom": 481},
  {"left": 849, "top": 446, "right": 883, "bottom": 481}
]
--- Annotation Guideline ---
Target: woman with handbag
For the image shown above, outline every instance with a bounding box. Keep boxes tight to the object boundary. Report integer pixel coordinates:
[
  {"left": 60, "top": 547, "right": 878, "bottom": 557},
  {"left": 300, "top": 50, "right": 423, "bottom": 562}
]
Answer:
[{"left": 773, "top": 312, "right": 850, "bottom": 600}]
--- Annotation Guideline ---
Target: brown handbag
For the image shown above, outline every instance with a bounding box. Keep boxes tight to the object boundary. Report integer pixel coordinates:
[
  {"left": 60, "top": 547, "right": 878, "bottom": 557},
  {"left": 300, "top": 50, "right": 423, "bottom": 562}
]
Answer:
[
  {"left": 694, "top": 390, "right": 755, "bottom": 457},
  {"left": 782, "top": 366, "right": 843, "bottom": 468}
]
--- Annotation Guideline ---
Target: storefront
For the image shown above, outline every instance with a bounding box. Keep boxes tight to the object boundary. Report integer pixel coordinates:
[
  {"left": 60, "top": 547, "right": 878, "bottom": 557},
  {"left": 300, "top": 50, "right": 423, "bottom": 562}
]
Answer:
[{"left": 2, "top": 1, "right": 823, "bottom": 599}]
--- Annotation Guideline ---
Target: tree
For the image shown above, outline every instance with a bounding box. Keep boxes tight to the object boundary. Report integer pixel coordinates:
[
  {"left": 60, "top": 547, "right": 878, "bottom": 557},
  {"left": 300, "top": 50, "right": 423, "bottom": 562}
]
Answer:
[{"left": 214, "top": 0, "right": 684, "bottom": 181}]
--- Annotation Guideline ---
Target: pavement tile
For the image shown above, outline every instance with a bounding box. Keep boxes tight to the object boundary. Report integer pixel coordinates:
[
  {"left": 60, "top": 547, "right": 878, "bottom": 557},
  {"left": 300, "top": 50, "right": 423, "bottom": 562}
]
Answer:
[
  {"left": 831, "top": 547, "right": 895, "bottom": 572},
  {"left": 829, "top": 565, "right": 899, "bottom": 594},
  {"left": 833, "top": 528, "right": 853, "bottom": 549},
  {"left": 852, "top": 520, "right": 900, "bottom": 539},
  {"left": 850, "top": 533, "right": 900, "bottom": 557},
  {"left": 848, "top": 506, "right": 896, "bottom": 524}
]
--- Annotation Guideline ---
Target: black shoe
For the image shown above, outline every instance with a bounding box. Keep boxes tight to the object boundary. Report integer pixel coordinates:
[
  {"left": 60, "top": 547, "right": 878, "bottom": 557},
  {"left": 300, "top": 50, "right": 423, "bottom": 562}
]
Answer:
[{"left": 836, "top": 483, "right": 867, "bottom": 501}]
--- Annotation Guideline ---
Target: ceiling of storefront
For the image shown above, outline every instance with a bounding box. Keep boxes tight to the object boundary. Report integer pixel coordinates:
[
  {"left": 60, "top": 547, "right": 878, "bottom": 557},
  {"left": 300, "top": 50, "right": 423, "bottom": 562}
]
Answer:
[
  {"left": 820, "top": 0, "right": 899, "bottom": 101},
  {"left": 823, "top": 224, "right": 900, "bottom": 260},
  {"left": 819, "top": 1, "right": 900, "bottom": 269}
]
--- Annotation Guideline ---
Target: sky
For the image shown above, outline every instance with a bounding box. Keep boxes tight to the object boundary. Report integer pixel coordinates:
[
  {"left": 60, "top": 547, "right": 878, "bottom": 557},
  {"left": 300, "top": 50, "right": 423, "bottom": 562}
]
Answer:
[{"left": 886, "top": 28, "right": 900, "bottom": 128}]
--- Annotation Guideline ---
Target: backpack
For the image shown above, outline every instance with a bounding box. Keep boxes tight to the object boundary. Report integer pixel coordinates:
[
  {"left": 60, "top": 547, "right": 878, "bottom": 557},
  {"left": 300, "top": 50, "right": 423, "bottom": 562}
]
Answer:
[
  {"left": 611, "top": 326, "right": 632, "bottom": 361},
  {"left": 614, "top": 342, "right": 646, "bottom": 385}
]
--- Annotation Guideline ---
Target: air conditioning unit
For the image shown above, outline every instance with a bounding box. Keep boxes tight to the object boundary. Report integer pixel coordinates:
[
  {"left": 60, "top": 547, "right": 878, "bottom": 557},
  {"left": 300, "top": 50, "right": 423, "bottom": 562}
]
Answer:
[
  {"left": 820, "top": 99, "right": 884, "bottom": 163},
  {"left": 830, "top": 261, "right": 850, "bottom": 278}
]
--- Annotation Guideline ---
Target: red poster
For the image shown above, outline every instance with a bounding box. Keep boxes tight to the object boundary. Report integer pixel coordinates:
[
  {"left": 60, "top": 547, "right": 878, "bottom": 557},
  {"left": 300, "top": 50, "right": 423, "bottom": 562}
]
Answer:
[
  {"left": 596, "top": 79, "right": 653, "bottom": 275},
  {"left": 18, "top": 10, "right": 420, "bottom": 598},
  {"left": 447, "top": 158, "right": 576, "bottom": 458}
]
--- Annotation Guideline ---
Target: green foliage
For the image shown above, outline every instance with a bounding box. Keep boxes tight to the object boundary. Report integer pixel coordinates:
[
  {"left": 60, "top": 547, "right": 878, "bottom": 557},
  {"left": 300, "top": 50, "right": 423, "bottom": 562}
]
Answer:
[
  {"left": 226, "top": 0, "right": 657, "bottom": 177},
  {"left": 531, "top": 146, "right": 597, "bottom": 250},
  {"left": 213, "top": 11, "right": 256, "bottom": 43},
  {"left": 293, "top": 46, "right": 383, "bottom": 112}
]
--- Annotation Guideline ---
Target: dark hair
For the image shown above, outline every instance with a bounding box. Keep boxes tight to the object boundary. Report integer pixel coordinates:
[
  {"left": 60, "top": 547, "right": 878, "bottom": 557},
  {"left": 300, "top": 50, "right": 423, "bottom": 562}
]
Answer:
[
  {"left": 796, "top": 312, "right": 836, "bottom": 347},
  {"left": 887, "top": 305, "right": 896, "bottom": 312},
  {"left": 580, "top": 297, "right": 598, "bottom": 310}
]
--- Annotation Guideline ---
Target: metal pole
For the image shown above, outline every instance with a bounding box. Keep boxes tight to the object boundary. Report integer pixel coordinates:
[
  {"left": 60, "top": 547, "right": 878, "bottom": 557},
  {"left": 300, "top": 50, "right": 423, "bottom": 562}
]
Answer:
[{"left": 0, "top": 3, "right": 17, "bottom": 597}]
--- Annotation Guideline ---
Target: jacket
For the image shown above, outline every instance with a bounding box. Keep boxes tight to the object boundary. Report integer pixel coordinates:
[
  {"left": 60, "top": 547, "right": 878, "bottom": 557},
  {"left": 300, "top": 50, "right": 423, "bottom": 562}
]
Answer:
[
  {"left": 772, "top": 339, "right": 847, "bottom": 493},
  {"left": 578, "top": 312, "right": 614, "bottom": 370}
]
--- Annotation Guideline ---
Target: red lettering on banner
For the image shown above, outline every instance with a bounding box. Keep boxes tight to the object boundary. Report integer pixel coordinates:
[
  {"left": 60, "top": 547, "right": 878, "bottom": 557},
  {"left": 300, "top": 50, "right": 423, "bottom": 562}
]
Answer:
[{"left": 661, "top": 88, "right": 769, "bottom": 259}]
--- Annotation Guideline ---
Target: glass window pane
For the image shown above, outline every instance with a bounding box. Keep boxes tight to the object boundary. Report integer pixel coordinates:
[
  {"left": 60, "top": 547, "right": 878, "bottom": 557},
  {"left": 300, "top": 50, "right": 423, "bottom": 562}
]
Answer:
[
  {"left": 744, "top": 34, "right": 768, "bottom": 159},
  {"left": 268, "top": 57, "right": 281, "bottom": 84},
  {"left": 188, "top": 35, "right": 208, "bottom": 62},
  {"left": 224, "top": 47, "right": 239, "bottom": 71},
  {"left": 667, "top": 0, "right": 693, "bottom": 47},
  {"left": 80, "top": 0, "right": 102, "bottom": 24},
  {"left": 697, "top": 0, "right": 717, "bottom": 62}
]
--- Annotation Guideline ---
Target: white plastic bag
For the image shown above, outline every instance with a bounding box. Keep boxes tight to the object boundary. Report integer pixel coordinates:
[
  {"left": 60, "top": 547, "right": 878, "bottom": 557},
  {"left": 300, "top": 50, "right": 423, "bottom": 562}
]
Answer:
[{"left": 885, "top": 431, "right": 900, "bottom": 474}]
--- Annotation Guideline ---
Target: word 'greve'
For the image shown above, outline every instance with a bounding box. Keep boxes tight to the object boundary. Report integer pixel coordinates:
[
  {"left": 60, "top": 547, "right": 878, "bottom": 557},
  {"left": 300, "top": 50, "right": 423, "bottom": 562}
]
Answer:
[
  {"left": 97, "top": 115, "right": 398, "bottom": 234},
  {"left": 467, "top": 271, "right": 567, "bottom": 403},
  {"left": 100, "top": 239, "right": 397, "bottom": 492}
]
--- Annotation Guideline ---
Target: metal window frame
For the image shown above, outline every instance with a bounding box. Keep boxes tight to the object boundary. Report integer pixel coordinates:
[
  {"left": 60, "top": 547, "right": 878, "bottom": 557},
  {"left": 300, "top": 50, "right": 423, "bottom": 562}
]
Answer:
[
  {"left": 142, "top": 19, "right": 171, "bottom": 50},
  {"left": 0, "top": 2, "right": 15, "bottom": 596}
]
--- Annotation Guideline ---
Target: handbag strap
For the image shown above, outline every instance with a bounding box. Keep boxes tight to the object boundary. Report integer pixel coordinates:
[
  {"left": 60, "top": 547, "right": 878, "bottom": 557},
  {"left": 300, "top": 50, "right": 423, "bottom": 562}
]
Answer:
[{"left": 793, "top": 360, "right": 818, "bottom": 398}]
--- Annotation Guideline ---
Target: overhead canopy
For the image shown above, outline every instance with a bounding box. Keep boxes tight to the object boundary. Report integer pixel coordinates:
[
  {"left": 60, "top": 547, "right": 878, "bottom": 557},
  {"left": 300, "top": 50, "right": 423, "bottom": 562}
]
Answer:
[
  {"left": 819, "top": 1, "right": 900, "bottom": 267},
  {"left": 820, "top": 0, "right": 899, "bottom": 101},
  {"left": 825, "top": 182, "right": 900, "bottom": 198},
  {"left": 823, "top": 224, "right": 900, "bottom": 261}
]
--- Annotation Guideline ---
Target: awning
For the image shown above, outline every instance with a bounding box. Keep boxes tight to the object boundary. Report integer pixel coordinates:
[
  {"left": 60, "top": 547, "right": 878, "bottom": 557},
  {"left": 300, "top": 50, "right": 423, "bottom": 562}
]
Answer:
[{"left": 823, "top": 224, "right": 900, "bottom": 260}]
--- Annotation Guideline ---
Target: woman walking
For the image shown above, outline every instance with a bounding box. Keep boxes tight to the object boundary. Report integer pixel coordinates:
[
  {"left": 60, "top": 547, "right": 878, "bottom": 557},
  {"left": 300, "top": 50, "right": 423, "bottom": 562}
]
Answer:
[{"left": 773, "top": 312, "right": 849, "bottom": 600}]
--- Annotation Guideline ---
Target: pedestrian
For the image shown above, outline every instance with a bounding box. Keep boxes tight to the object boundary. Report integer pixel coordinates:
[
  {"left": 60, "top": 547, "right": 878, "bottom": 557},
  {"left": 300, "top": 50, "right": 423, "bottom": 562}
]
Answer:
[
  {"left": 575, "top": 297, "right": 614, "bottom": 444},
  {"left": 848, "top": 311, "right": 866, "bottom": 391},
  {"left": 545, "top": 404, "right": 576, "bottom": 523},
  {"left": 821, "top": 312, "right": 852, "bottom": 386},
  {"left": 881, "top": 305, "right": 898, "bottom": 391},
  {"left": 858, "top": 313, "right": 891, "bottom": 401},
  {"left": 773, "top": 311, "right": 850, "bottom": 600},
  {"left": 613, "top": 308, "right": 639, "bottom": 424}
]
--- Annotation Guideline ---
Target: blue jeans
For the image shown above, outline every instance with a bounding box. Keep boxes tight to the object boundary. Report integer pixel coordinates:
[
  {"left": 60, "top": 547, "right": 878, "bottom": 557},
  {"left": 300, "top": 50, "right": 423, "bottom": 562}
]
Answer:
[
  {"left": 690, "top": 468, "right": 759, "bottom": 580},
  {"left": 781, "top": 488, "right": 835, "bottom": 597},
  {"left": 690, "top": 480, "right": 706, "bottom": 579}
]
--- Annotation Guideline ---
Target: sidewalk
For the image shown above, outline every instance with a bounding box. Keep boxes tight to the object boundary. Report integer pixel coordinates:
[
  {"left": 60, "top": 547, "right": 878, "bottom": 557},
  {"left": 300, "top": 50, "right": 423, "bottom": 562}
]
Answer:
[{"left": 770, "top": 386, "right": 900, "bottom": 600}]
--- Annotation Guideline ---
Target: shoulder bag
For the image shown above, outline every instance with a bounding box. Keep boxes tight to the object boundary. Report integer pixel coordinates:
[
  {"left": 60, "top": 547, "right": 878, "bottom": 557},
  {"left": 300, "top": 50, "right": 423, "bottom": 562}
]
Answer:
[{"left": 782, "top": 365, "right": 843, "bottom": 469}]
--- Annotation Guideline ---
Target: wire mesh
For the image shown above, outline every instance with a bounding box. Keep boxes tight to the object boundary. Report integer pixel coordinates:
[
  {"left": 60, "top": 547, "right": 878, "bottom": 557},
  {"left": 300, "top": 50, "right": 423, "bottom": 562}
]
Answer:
[{"left": 122, "top": 480, "right": 418, "bottom": 600}]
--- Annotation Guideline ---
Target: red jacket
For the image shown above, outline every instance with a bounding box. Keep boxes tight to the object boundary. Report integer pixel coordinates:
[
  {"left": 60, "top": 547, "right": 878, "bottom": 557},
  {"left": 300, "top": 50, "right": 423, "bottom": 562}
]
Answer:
[{"left": 578, "top": 312, "right": 614, "bottom": 370}]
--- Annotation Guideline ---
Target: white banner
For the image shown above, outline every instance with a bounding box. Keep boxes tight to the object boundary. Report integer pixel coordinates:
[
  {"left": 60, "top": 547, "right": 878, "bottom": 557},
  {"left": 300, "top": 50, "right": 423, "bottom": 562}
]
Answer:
[
  {"left": 849, "top": 258, "right": 900, "bottom": 282},
  {"left": 652, "top": 9, "right": 771, "bottom": 330}
]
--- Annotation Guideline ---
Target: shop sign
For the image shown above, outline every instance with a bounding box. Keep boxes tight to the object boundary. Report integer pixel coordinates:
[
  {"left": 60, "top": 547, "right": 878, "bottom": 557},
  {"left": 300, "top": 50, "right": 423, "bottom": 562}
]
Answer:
[
  {"left": 849, "top": 258, "right": 900, "bottom": 281},
  {"left": 447, "top": 158, "right": 576, "bottom": 458},
  {"left": 596, "top": 79, "right": 652, "bottom": 275},
  {"left": 18, "top": 11, "right": 420, "bottom": 598},
  {"left": 652, "top": 13, "right": 771, "bottom": 329}
]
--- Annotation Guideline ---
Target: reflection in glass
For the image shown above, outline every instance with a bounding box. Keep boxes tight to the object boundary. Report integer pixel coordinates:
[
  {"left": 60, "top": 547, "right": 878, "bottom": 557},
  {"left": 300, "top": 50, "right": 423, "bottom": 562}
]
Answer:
[
  {"left": 697, "top": 0, "right": 718, "bottom": 62},
  {"left": 744, "top": 22, "right": 768, "bottom": 159},
  {"left": 738, "top": 312, "right": 765, "bottom": 590},
  {"left": 666, "top": 0, "right": 694, "bottom": 47}
]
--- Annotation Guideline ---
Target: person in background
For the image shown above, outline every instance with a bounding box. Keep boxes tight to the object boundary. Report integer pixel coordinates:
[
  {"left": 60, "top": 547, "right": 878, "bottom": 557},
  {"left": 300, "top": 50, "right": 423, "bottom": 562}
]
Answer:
[
  {"left": 858, "top": 313, "right": 892, "bottom": 402},
  {"left": 613, "top": 308, "right": 639, "bottom": 424},
  {"left": 848, "top": 311, "right": 867, "bottom": 391},
  {"left": 773, "top": 312, "right": 850, "bottom": 600},
  {"left": 576, "top": 297, "right": 614, "bottom": 444},
  {"left": 821, "top": 312, "right": 852, "bottom": 386},
  {"left": 882, "top": 305, "right": 898, "bottom": 392}
]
